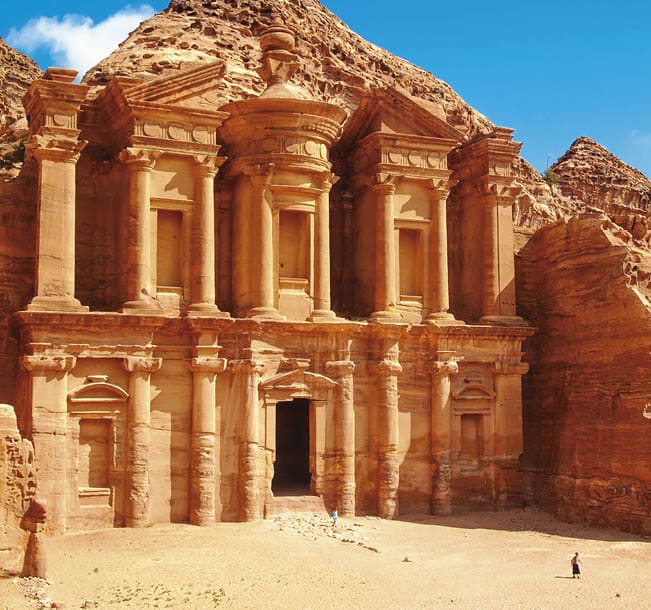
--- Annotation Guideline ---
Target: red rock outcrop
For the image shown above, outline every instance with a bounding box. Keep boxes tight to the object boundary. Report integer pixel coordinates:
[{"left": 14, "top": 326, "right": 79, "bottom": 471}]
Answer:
[
  {"left": 0, "top": 38, "right": 42, "bottom": 179},
  {"left": 517, "top": 215, "right": 651, "bottom": 534}
]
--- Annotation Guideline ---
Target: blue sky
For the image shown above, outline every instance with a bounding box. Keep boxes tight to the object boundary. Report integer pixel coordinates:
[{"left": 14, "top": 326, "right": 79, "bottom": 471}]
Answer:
[{"left": 3, "top": 1, "right": 650, "bottom": 177}]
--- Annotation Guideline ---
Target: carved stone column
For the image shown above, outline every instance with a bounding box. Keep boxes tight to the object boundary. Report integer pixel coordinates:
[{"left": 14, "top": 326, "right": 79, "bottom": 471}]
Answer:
[
  {"left": 430, "top": 352, "right": 459, "bottom": 515},
  {"left": 189, "top": 156, "right": 228, "bottom": 316},
  {"left": 371, "top": 358, "right": 402, "bottom": 518},
  {"left": 494, "top": 354, "right": 528, "bottom": 506},
  {"left": 27, "top": 140, "right": 87, "bottom": 312},
  {"left": 425, "top": 187, "right": 456, "bottom": 323},
  {"left": 22, "top": 353, "right": 76, "bottom": 534},
  {"left": 371, "top": 177, "right": 401, "bottom": 320},
  {"left": 123, "top": 355, "right": 161, "bottom": 527},
  {"left": 188, "top": 356, "right": 227, "bottom": 525},
  {"left": 310, "top": 172, "right": 337, "bottom": 320},
  {"left": 120, "top": 148, "right": 161, "bottom": 313},
  {"left": 244, "top": 165, "right": 281, "bottom": 319},
  {"left": 230, "top": 359, "right": 265, "bottom": 521},
  {"left": 325, "top": 360, "right": 356, "bottom": 516}
]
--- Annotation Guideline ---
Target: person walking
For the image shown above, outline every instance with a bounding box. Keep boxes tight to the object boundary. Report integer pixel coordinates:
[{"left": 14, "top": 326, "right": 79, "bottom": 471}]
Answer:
[
  {"left": 331, "top": 508, "right": 338, "bottom": 528},
  {"left": 571, "top": 552, "right": 581, "bottom": 579}
]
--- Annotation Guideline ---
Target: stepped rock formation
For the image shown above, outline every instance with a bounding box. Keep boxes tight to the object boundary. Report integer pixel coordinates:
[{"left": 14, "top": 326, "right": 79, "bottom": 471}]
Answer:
[
  {"left": 517, "top": 215, "right": 651, "bottom": 533},
  {"left": 0, "top": 38, "right": 42, "bottom": 178}
]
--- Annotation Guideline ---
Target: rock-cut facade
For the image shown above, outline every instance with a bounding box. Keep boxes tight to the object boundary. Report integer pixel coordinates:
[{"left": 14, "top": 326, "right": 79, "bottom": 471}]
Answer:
[{"left": 8, "top": 22, "right": 532, "bottom": 533}]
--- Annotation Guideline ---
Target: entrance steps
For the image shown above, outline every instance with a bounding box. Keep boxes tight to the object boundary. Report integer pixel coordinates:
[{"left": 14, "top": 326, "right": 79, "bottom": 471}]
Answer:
[{"left": 269, "top": 493, "right": 328, "bottom": 516}]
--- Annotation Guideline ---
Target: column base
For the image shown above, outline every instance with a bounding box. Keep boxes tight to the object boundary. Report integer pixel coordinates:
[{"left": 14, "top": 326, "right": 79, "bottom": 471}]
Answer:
[
  {"left": 27, "top": 296, "right": 89, "bottom": 313},
  {"left": 308, "top": 309, "right": 341, "bottom": 322},
  {"left": 424, "top": 311, "right": 465, "bottom": 326},
  {"left": 370, "top": 309, "right": 403, "bottom": 323},
  {"left": 246, "top": 306, "right": 285, "bottom": 321},
  {"left": 121, "top": 298, "right": 163, "bottom": 315},
  {"left": 187, "top": 302, "right": 231, "bottom": 318},
  {"left": 480, "top": 314, "right": 527, "bottom": 327}
]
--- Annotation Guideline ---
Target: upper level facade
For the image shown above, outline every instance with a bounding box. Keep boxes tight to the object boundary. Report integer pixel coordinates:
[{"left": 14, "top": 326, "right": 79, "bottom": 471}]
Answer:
[{"left": 19, "top": 22, "right": 524, "bottom": 328}]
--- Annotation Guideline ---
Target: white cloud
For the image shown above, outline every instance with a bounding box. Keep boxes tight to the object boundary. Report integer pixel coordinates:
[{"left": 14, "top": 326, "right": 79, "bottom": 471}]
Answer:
[{"left": 7, "top": 5, "right": 155, "bottom": 78}]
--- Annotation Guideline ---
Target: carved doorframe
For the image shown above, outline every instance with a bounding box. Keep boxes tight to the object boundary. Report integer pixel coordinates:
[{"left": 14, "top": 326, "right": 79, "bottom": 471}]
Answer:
[{"left": 259, "top": 368, "right": 336, "bottom": 496}]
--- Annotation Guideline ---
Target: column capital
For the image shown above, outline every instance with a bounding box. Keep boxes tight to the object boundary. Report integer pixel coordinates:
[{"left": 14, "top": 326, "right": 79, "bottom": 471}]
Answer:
[
  {"left": 22, "top": 354, "right": 76, "bottom": 373},
  {"left": 123, "top": 356, "right": 162, "bottom": 374},
  {"left": 119, "top": 147, "right": 161, "bottom": 171},
  {"left": 193, "top": 154, "right": 226, "bottom": 178},
  {"left": 315, "top": 171, "right": 338, "bottom": 191},
  {"left": 370, "top": 359, "right": 402, "bottom": 377},
  {"left": 370, "top": 173, "right": 399, "bottom": 196},
  {"left": 27, "top": 135, "right": 87, "bottom": 164},
  {"left": 229, "top": 359, "right": 265, "bottom": 376},
  {"left": 431, "top": 359, "right": 459, "bottom": 378},
  {"left": 243, "top": 163, "right": 275, "bottom": 188},
  {"left": 495, "top": 355, "right": 529, "bottom": 376},
  {"left": 325, "top": 360, "right": 355, "bottom": 377},
  {"left": 189, "top": 357, "right": 228, "bottom": 375}
]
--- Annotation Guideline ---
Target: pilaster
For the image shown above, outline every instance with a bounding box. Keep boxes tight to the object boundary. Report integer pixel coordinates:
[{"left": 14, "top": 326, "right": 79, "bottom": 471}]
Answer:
[
  {"left": 230, "top": 359, "right": 265, "bottom": 521},
  {"left": 188, "top": 155, "right": 229, "bottom": 316},
  {"left": 119, "top": 148, "right": 162, "bottom": 313},
  {"left": 122, "top": 355, "right": 162, "bottom": 527},
  {"left": 429, "top": 351, "right": 459, "bottom": 515},
  {"left": 370, "top": 358, "right": 402, "bottom": 518},
  {"left": 188, "top": 356, "right": 227, "bottom": 525},
  {"left": 21, "top": 352, "right": 77, "bottom": 534},
  {"left": 325, "top": 360, "right": 356, "bottom": 516}
]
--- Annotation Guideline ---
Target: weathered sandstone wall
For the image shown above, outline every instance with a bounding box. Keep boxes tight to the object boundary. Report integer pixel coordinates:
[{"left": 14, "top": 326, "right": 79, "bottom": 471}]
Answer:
[
  {"left": 0, "top": 404, "right": 36, "bottom": 572},
  {"left": 517, "top": 215, "right": 651, "bottom": 534}
]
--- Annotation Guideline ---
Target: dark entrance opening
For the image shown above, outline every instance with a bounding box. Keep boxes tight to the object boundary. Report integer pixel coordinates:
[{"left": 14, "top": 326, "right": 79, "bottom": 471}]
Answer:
[{"left": 273, "top": 398, "right": 310, "bottom": 495}]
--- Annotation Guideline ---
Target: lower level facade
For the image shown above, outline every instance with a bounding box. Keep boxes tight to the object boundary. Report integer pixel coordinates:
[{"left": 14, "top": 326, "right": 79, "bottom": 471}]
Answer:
[{"left": 13, "top": 312, "right": 531, "bottom": 534}]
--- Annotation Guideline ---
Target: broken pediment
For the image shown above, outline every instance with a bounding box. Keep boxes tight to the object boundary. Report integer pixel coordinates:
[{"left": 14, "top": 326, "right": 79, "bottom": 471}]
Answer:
[
  {"left": 121, "top": 61, "right": 227, "bottom": 110},
  {"left": 340, "top": 87, "right": 464, "bottom": 151}
]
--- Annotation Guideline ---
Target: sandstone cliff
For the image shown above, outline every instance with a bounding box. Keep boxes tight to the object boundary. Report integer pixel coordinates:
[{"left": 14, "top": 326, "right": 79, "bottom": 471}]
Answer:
[
  {"left": 547, "top": 137, "right": 651, "bottom": 243},
  {"left": 517, "top": 215, "right": 651, "bottom": 534},
  {"left": 0, "top": 38, "right": 42, "bottom": 179}
]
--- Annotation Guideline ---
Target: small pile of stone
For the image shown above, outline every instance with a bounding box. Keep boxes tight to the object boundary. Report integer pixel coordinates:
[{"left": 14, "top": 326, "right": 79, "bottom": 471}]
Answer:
[
  {"left": 17, "top": 576, "right": 51, "bottom": 608},
  {"left": 271, "top": 513, "right": 380, "bottom": 552}
]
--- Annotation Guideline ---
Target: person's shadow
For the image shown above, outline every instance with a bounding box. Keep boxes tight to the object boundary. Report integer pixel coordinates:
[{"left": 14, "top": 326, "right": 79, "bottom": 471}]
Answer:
[{"left": 555, "top": 576, "right": 577, "bottom": 579}]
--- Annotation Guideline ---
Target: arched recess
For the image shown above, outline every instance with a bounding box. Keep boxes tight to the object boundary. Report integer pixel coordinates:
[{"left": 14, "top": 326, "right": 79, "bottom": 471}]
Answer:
[
  {"left": 258, "top": 368, "right": 336, "bottom": 497},
  {"left": 451, "top": 380, "right": 496, "bottom": 470},
  {"left": 67, "top": 375, "right": 129, "bottom": 529}
]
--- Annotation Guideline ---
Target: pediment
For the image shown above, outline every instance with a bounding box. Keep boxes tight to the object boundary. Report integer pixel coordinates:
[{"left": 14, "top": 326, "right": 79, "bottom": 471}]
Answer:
[
  {"left": 260, "top": 369, "right": 336, "bottom": 391},
  {"left": 340, "top": 87, "right": 464, "bottom": 150},
  {"left": 69, "top": 380, "right": 129, "bottom": 404},
  {"left": 122, "top": 61, "right": 227, "bottom": 111},
  {"left": 452, "top": 382, "right": 496, "bottom": 401}
]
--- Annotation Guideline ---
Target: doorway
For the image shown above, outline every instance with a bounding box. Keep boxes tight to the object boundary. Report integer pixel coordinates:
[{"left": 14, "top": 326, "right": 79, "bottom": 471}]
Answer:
[{"left": 273, "top": 398, "right": 311, "bottom": 495}]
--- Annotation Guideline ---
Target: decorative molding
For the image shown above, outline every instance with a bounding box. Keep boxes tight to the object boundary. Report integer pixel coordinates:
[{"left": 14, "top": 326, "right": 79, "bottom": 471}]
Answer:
[
  {"left": 229, "top": 359, "right": 265, "bottom": 376},
  {"left": 324, "top": 360, "right": 355, "bottom": 377},
  {"left": 22, "top": 354, "right": 76, "bottom": 373},
  {"left": 118, "top": 147, "right": 162, "bottom": 170}
]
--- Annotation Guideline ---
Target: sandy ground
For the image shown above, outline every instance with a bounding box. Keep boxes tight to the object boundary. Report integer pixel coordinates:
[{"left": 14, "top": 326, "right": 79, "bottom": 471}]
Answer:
[{"left": 1, "top": 509, "right": 649, "bottom": 610}]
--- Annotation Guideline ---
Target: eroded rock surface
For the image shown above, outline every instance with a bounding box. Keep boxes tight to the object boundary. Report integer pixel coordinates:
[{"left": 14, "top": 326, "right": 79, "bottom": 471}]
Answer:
[
  {"left": 0, "top": 404, "right": 37, "bottom": 573},
  {"left": 0, "top": 38, "right": 42, "bottom": 179},
  {"left": 517, "top": 215, "right": 651, "bottom": 534}
]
